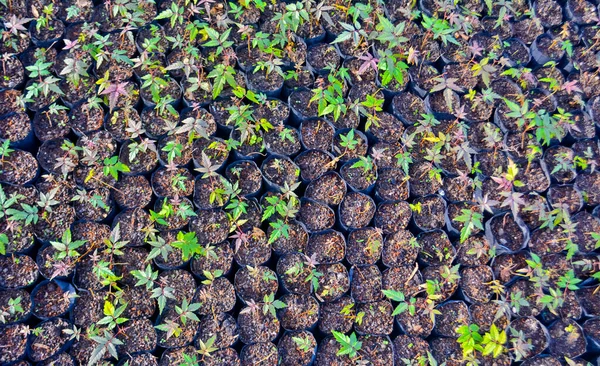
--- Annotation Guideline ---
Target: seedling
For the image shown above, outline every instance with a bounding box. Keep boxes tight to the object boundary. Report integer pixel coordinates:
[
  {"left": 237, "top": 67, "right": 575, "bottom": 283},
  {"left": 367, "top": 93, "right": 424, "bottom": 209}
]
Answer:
[
  {"left": 262, "top": 292, "right": 286, "bottom": 317},
  {"left": 382, "top": 289, "right": 416, "bottom": 316},
  {"left": 197, "top": 335, "right": 218, "bottom": 359},
  {"left": 456, "top": 324, "right": 483, "bottom": 358},
  {"left": 97, "top": 301, "right": 128, "bottom": 330},
  {"left": 454, "top": 209, "right": 484, "bottom": 243},
  {"left": 331, "top": 330, "right": 362, "bottom": 358},
  {"left": 0, "top": 296, "right": 24, "bottom": 323},
  {"left": 339, "top": 129, "right": 359, "bottom": 150},
  {"left": 292, "top": 335, "right": 313, "bottom": 352}
]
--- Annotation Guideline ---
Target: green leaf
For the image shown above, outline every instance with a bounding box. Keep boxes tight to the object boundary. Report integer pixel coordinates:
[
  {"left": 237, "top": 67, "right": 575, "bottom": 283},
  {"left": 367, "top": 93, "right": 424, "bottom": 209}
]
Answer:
[
  {"left": 332, "top": 330, "right": 362, "bottom": 358},
  {"left": 171, "top": 231, "right": 200, "bottom": 261},
  {"left": 0, "top": 233, "right": 7, "bottom": 255},
  {"left": 103, "top": 301, "right": 115, "bottom": 316}
]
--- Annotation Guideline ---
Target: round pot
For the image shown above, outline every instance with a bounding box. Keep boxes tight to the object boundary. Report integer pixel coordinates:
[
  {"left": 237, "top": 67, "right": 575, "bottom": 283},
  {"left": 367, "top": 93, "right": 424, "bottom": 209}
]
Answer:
[
  {"left": 340, "top": 158, "right": 377, "bottom": 195},
  {"left": 485, "top": 212, "right": 530, "bottom": 254},
  {"left": 30, "top": 280, "right": 76, "bottom": 321},
  {"left": 530, "top": 34, "right": 565, "bottom": 67}
]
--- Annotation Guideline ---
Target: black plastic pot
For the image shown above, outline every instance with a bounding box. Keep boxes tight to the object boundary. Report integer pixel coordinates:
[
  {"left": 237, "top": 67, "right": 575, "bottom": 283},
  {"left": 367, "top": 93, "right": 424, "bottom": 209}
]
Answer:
[
  {"left": 278, "top": 293, "right": 320, "bottom": 332},
  {"left": 332, "top": 128, "right": 368, "bottom": 162},
  {"left": 374, "top": 167, "right": 410, "bottom": 203},
  {"left": 288, "top": 88, "right": 319, "bottom": 126},
  {"left": 566, "top": 109, "right": 596, "bottom": 141},
  {"left": 424, "top": 91, "right": 461, "bottom": 120},
  {"left": 277, "top": 330, "right": 317, "bottom": 366},
  {"left": 28, "top": 21, "right": 65, "bottom": 48},
  {"left": 431, "top": 300, "right": 470, "bottom": 337},
  {"left": 530, "top": 34, "right": 565, "bottom": 67},
  {"left": 118, "top": 141, "right": 158, "bottom": 176},
  {"left": 35, "top": 244, "right": 73, "bottom": 281},
  {"left": 140, "top": 106, "right": 170, "bottom": 141},
  {"left": 411, "top": 194, "right": 447, "bottom": 233},
  {"left": 282, "top": 68, "right": 316, "bottom": 99},
  {"left": 509, "top": 316, "right": 551, "bottom": 360},
  {"left": 299, "top": 197, "right": 336, "bottom": 233},
  {"left": 336, "top": 193, "right": 376, "bottom": 233},
  {"left": 547, "top": 184, "right": 584, "bottom": 213},
  {"left": 548, "top": 318, "right": 588, "bottom": 359},
  {"left": 225, "top": 160, "right": 263, "bottom": 198},
  {"left": 503, "top": 37, "right": 532, "bottom": 67},
  {"left": 138, "top": 77, "right": 183, "bottom": 109},
  {"left": 152, "top": 231, "right": 191, "bottom": 271},
  {"left": 565, "top": 0, "right": 598, "bottom": 25},
  {"left": 192, "top": 137, "right": 230, "bottom": 174},
  {"left": 228, "top": 132, "right": 265, "bottom": 163},
  {"left": 299, "top": 118, "right": 335, "bottom": 152},
  {"left": 585, "top": 95, "right": 600, "bottom": 128},
  {"left": 340, "top": 158, "right": 377, "bottom": 195},
  {"left": 294, "top": 149, "right": 336, "bottom": 184},
  {"left": 1, "top": 115, "right": 35, "bottom": 151},
  {"left": 456, "top": 265, "right": 496, "bottom": 304},
  {"left": 584, "top": 317, "right": 600, "bottom": 353},
  {"left": 26, "top": 317, "right": 74, "bottom": 363},
  {"left": 245, "top": 71, "right": 283, "bottom": 99},
  {"left": 302, "top": 25, "right": 327, "bottom": 46},
  {"left": 260, "top": 154, "right": 300, "bottom": 192},
  {"left": 0, "top": 288, "right": 32, "bottom": 326},
  {"left": 394, "top": 298, "right": 435, "bottom": 338},
  {"left": 485, "top": 211, "right": 530, "bottom": 254},
  {"left": 390, "top": 90, "right": 425, "bottom": 126}
]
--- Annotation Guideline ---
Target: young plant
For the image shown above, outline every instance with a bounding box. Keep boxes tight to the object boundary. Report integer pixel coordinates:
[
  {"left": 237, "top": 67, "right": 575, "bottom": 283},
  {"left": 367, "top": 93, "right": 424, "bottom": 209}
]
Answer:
[
  {"left": 456, "top": 323, "right": 483, "bottom": 358},
  {"left": 510, "top": 328, "right": 535, "bottom": 362},
  {"left": 481, "top": 324, "right": 508, "bottom": 358},
  {"left": 131, "top": 264, "right": 174, "bottom": 314},
  {"left": 208, "top": 64, "right": 237, "bottom": 99},
  {"left": 175, "top": 298, "right": 201, "bottom": 325},
  {"left": 339, "top": 302, "right": 365, "bottom": 325},
  {"left": 262, "top": 292, "right": 286, "bottom": 317},
  {"left": 0, "top": 296, "right": 24, "bottom": 323},
  {"left": 97, "top": 300, "right": 128, "bottom": 330},
  {"left": 304, "top": 254, "right": 323, "bottom": 292},
  {"left": 292, "top": 335, "right": 313, "bottom": 352},
  {"left": 360, "top": 94, "right": 384, "bottom": 131},
  {"left": 350, "top": 156, "right": 377, "bottom": 183},
  {"left": 145, "top": 233, "right": 174, "bottom": 262},
  {"left": 268, "top": 219, "right": 290, "bottom": 244},
  {"left": 171, "top": 231, "right": 201, "bottom": 261},
  {"left": 382, "top": 289, "right": 416, "bottom": 316},
  {"left": 338, "top": 129, "right": 359, "bottom": 150},
  {"left": 102, "top": 156, "right": 130, "bottom": 181},
  {"left": 197, "top": 335, "right": 218, "bottom": 360},
  {"left": 89, "top": 331, "right": 124, "bottom": 366},
  {"left": 454, "top": 208, "right": 484, "bottom": 243},
  {"left": 49, "top": 229, "right": 86, "bottom": 261},
  {"left": 254, "top": 59, "right": 284, "bottom": 79},
  {"left": 331, "top": 330, "right": 362, "bottom": 358}
]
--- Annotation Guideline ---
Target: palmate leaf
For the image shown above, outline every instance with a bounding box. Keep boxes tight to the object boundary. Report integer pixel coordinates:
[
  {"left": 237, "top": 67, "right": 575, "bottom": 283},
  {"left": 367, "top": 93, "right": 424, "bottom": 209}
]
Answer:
[
  {"left": 131, "top": 264, "right": 158, "bottom": 290},
  {"left": 152, "top": 286, "right": 176, "bottom": 314},
  {"left": 454, "top": 209, "right": 484, "bottom": 243},
  {"left": 89, "top": 331, "right": 123, "bottom": 366},
  {"left": 208, "top": 65, "right": 237, "bottom": 99},
  {"left": 268, "top": 219, "right": 290, "bottom": 244},
  {"left": 331, "top": 330, "right": 362, "bottom": 358},
  {"left": 100, "top": 82, "right": 129, "bottom": 111},
  {"left": 198, "top": 335, "right": 218, "bottom": 356},
  {"left": 171, "top": 231, "right": 200, "bottom": 261}
]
